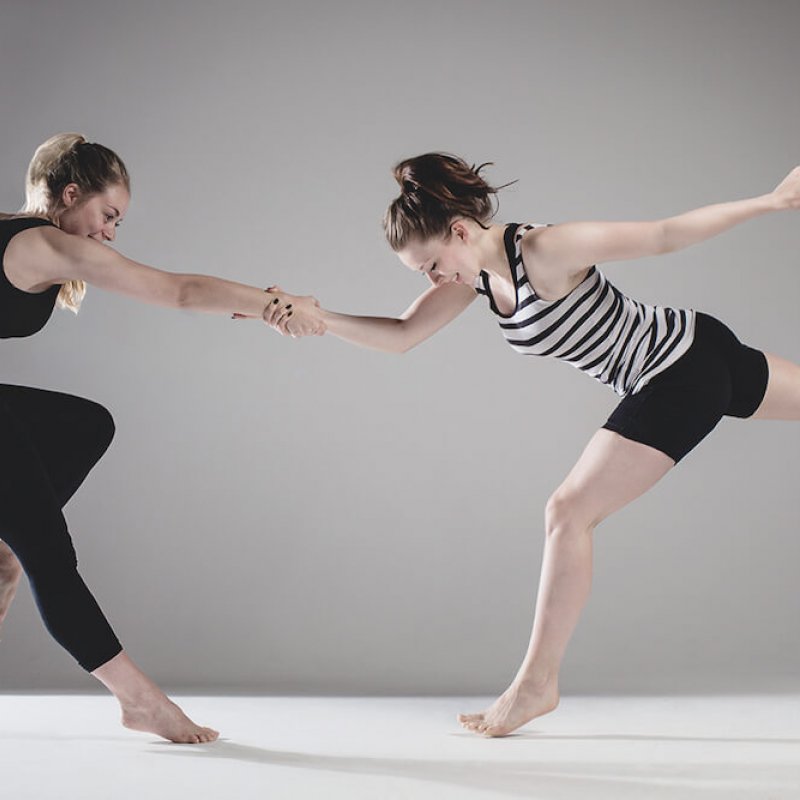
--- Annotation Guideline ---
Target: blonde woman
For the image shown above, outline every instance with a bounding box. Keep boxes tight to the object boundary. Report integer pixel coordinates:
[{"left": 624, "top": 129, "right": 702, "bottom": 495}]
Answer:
[
  {"left": 0, "top": 133, "right": 324, "bottom": 743},
  {"left": 264, "top": 152, "right": 800, "bottom": 737}
]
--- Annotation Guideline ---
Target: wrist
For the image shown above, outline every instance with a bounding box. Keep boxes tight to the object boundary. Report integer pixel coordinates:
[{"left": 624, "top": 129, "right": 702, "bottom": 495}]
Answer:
[{"left": 762, "top": 192, "right": 786, "bottom": 212}]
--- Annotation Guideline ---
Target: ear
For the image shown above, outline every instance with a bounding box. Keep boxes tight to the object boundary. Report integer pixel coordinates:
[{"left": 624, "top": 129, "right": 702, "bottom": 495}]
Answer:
[
  {"left": 451, "top": 219, "right": 469, "bottom": 242},
  {"left": 61, "top": 183, "right": 82, "bottom": 208}
]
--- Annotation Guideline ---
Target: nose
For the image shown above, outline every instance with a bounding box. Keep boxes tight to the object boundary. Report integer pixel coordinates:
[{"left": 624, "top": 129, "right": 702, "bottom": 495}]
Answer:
[{"left": 103, "top": 225, "right": 116, "bottom": 243}]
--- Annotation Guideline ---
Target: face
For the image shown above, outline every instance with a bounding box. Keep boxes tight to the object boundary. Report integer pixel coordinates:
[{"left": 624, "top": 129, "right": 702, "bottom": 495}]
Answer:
[
  {"left": 58, "top": 182, "right": 130, "bottom": 243},
  {"left": 397, "top": 221, "right": 481, "bottom": 287}
]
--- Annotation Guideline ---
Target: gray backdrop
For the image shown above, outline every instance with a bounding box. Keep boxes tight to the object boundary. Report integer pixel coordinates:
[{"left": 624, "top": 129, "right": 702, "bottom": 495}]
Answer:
[{"left": 1, "top": 0, "right": 798, "bottom": 695}]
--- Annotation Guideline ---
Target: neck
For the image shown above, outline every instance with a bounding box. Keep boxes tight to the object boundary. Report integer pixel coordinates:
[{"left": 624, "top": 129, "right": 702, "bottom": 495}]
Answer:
[{"left": 474, "top": 223, "right": 510, "bottom": 282}]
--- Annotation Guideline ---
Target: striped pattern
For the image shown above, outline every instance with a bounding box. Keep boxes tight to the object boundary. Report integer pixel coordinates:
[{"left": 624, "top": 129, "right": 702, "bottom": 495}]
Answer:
[{"left": 475, "top": 223, "right": 696, "bottom": 396}]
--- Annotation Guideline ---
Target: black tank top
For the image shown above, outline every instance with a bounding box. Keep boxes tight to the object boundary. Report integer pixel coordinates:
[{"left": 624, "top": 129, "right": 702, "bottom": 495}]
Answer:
[{"left": 0, "top": 217, "right": 61, "bottom": 339}]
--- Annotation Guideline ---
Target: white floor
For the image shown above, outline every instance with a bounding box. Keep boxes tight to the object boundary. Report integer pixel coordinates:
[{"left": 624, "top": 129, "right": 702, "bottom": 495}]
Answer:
[{"left": 1, "top": 694, "right": 799, "bottom": 800}]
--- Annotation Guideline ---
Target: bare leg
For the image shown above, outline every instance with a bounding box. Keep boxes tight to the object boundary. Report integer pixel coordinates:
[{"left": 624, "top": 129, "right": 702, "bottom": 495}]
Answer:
[
  {"left": 459, "top": 429, "right": 674, "bottom": 737},
  {"left": 751, "top": 353, "right": 800, "bottom": 420},
  {"left": 0, "top": 540, "right": 22, "bottom": 632},
  {"left": 92, "top": 651, "right": 219, "bottom": 744}
]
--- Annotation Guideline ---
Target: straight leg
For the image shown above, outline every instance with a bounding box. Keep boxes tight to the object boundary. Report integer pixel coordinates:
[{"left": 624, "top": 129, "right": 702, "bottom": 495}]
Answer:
[{"left": 459, "top": 429, "right": 674, "bottom": 736}]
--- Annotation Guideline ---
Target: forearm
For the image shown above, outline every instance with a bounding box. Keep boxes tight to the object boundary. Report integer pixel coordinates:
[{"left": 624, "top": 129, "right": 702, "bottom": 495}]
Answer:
[
  {"left": 179, "top": 274, "right": 273, "bottom": 316},
  {"left": 662, "top": 193, "right": 780, "bottom": 253},
  {"left": 321, "top": 310, "right": 409, "bottom": 353}
]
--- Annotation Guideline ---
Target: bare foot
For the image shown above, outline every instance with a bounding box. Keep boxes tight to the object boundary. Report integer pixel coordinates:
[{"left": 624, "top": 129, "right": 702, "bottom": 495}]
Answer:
[
  {"left": 0, "top": 543, "right": 22, "bottom": 632},
  {"left": 121, "top": 692, "right": 219, "bottom": 744},
  {"left": 458, "top": 678, "right": 559, "bottom": 737}
]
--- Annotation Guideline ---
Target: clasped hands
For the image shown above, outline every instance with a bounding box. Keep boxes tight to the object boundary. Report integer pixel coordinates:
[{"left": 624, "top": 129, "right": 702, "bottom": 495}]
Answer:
[{"left": 233, "top": 286, "right": 326, "bottom": 337}]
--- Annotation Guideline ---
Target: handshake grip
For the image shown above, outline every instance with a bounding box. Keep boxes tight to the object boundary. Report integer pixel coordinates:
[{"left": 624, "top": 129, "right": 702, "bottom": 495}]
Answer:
[{"left": 261, "top": 286, "right": 326, "bottom": 338}]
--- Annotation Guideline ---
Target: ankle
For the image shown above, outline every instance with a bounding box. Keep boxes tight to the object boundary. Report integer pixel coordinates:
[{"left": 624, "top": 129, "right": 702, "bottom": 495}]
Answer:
[
  {"left": 92, "top": 651, "right": 166, "bottom": 709},
  {"left": 515, "top": 668, "right": 558, "bottom": 693}
]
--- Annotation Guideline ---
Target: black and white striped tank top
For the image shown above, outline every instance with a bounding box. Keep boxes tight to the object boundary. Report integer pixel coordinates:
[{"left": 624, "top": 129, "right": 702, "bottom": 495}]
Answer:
[{"left": 474, "top": 223, "right": 696, "bottom": 396}]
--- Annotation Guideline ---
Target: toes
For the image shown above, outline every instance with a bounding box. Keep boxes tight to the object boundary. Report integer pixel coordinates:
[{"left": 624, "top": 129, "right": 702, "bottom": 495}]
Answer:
[{"left": 194, "top": 728, "right": 217, "bottom": 744}]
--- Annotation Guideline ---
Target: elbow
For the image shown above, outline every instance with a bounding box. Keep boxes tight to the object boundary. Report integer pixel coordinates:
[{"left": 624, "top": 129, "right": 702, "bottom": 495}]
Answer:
[
  {"left": 657, "top": 219, "right": 676, "bottom": 254},
  {"left": 393, "top": 320, "right": 417, "bottom": 354},
  {"left": 174, "top": 276, "right": 198, "bottom": 309},
  {"left": 380, "top": 338, "right": 411, "bottom": 355},
  {"left": 396, "top": 335, "right": 424, "bottom": 354}
]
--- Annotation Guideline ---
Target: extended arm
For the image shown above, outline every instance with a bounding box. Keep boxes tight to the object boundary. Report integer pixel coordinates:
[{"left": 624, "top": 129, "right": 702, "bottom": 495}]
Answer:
[
  {"left": 268, "top": 281, "right": 477, "bottom": 353},
  {"left": 527, "top": 165, "right": 800, "bottom": 275},
  {"left": 21, "top": 226, "right": 323, "bottom": 331}
]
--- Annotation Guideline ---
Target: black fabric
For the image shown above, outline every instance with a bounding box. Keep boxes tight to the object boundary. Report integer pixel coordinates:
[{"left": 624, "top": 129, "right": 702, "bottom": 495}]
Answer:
[
  {"left": 0, "top": 385, "right": 122, "bottom": 671},
  {"left": 602, "top": 312, "right": 769, "bottom": 463},
  {"left": 0, "top": 217, "right": 61, "bottom": 339}
]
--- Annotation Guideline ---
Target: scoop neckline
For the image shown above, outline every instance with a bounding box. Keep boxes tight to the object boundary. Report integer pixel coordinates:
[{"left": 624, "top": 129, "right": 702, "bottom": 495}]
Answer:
[{"left": 478, "top": 223, "right": 522, "bottom": 320}]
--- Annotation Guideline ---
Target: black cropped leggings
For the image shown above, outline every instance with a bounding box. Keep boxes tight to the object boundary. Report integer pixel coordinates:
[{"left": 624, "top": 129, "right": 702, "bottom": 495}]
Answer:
[{"left": 0, "top": 384, "right": 122, "bottom": 671}]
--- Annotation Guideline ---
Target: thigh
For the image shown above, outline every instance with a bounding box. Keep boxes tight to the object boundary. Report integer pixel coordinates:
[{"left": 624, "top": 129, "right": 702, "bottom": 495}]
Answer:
[
  {"left": 0, "top": 399, "right": 75, "bottom": 564},
  {"left": 553, "top": 428, "right": 675, "bottom": 529},
  {"left": 0, "top": 384, "right": 114, "bottom": 507},
  {"left": 750, "top": 352, "right": 800, "bottom": 421}
]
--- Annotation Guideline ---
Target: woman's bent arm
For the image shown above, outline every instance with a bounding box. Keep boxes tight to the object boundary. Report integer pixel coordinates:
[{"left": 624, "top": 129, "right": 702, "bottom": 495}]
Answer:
[{"left": 312, "top": 282, "right": 477, "bottom": 353}]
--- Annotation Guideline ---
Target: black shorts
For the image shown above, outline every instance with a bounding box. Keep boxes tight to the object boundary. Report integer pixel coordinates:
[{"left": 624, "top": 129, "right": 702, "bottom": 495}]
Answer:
[{"left": 602, "top": 312, "right": 769, "bottom": 463}]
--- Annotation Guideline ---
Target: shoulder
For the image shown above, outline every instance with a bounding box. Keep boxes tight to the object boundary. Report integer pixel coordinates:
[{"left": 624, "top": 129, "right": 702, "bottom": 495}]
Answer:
[
  {"left": 3, "top": 222, "right": 87, "bottom": 290},
  {"left": 518, "top": 223, "right": 594, "bottom": 301},
  {"left": 5, "top": 221, "right": 65, "bottom": 257},
  {"left": 517, "top": 223, "right": 550, "bottom": 255},
  {"left": 0, "top": 215, "right": 58, "bottom": 255},
  {"left": 520, "top": 222, "right": 595, "bottom": 271}
]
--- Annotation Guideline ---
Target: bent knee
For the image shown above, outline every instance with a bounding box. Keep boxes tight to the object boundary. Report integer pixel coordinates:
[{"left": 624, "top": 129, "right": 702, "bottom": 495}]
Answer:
[
  {"left": 544, "top": 490, "right": 601, "bottom": 535},
  {"left": 78, "top": 400, "right": 115, "bottom": 456},
  {"left": 89, "top": 402, "right": 116, "bottom": 450}
]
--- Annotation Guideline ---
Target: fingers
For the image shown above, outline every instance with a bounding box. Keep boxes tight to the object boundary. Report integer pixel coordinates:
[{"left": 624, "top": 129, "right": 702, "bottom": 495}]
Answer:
[
  {"left": 274, "top": 305, "right": 293, "bottom": 328},
  {"left": 262, "top": 298, "right": 287, "bottom": 326}
]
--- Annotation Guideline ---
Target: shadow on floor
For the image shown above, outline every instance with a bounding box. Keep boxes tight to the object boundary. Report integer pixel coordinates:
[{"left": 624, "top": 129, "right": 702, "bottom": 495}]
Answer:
[{"left": 151, "top": 739, "right": 800, "bottom": 799}]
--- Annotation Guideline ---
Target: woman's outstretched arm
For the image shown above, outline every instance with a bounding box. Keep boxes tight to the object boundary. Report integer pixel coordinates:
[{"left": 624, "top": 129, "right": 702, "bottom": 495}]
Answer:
[
  {"left": 13, "top": 225, "right": 324, "bottom": 333},
  {"left": 267, "top": 281, "right": 477, "bottom": 353},
  {"left": 526, "top": 165, "right": 800, "bottom": 276}
]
